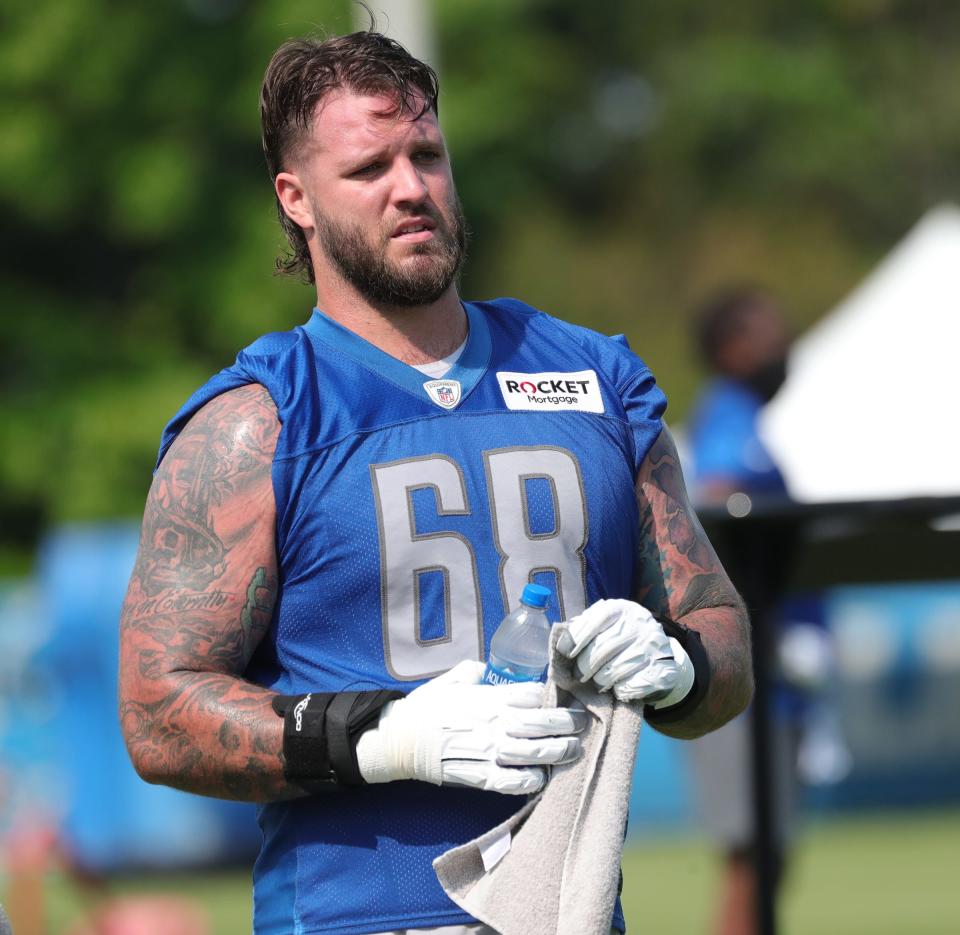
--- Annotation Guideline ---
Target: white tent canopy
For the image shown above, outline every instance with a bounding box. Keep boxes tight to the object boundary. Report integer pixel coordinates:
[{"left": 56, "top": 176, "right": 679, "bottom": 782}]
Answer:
[{"left": 760, "top": 204, "right": 960, "bottom": 503}]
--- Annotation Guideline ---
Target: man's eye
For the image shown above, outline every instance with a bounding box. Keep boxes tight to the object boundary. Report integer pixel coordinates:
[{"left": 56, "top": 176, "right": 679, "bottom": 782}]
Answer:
[
  {"left": 351, "top": 163, "right": 383, "bottom": 178},
  {"left": 414, "top": 149, "right": 441, "bottom": 164}
]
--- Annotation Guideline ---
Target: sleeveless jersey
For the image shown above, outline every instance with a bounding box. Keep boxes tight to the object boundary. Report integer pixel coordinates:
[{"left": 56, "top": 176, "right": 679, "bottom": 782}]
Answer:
[{"left": 158, "top": 298, "right": 667, "bottom": 935}]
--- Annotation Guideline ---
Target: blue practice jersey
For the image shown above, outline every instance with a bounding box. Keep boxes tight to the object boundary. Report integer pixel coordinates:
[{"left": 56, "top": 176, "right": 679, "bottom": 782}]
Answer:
[
  {"left": 686, "top": 377, "right": 824, "bottom": 718},
  {"left": 158, "top": 298, "right": 666, "bottom": 935},
  {"left": 686, "top": 378, "right": 785, "bottom": 496}
]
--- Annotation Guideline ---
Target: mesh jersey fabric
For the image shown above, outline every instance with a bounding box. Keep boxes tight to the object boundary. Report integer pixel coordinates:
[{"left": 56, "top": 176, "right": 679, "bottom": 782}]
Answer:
[{"left": 157, "top": 297, "right": 666, "bottom": 935}]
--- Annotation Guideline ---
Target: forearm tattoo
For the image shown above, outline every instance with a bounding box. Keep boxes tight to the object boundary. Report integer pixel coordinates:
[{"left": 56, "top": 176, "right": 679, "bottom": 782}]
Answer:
[
  {"left": 634, "top": 428, "right": 753, "bottom": 738},
  {"left": 119, "top": 385, "right": 298, "bottom": 801}
]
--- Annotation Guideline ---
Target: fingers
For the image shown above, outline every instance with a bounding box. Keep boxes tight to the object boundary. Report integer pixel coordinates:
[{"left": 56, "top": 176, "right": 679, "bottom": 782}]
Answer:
[
  {"left": 559, "top": 598, "right": 679, "bottom": 703},
  {"left": 503, "top": 704, "right": 589, "bottom": 738},
  {"left": 588, "top": 649, "right": 656, "bottom": 691},
  {"left": 496, "top": 735, "right": 581, "bottom": 767},
  {"left": 559, "top": 599, "right": 624, "bottom": 657},
  {"left": 554, "top": 625, "right": 576, "bottom": 657},
  {"left": 443, "top": 762, "right": 547, "bottom": 795},
  {"left": 611, "top": 657, "right": 679, "bottom": 703},
  {"left": 487, "top": 768, "right": 546, "bottom": 795},
  {"left": 571, "top": 622, "right": 641, "bottom": 682}
]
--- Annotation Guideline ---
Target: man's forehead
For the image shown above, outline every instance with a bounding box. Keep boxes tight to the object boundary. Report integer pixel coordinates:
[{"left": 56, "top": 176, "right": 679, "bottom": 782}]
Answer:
[{"left": 310, "top": 89, "right": 440, "bottom": 147}]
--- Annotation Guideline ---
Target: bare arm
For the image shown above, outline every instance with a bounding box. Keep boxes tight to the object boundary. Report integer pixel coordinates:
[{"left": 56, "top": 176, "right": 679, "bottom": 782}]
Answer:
[
  {"left": 634, "top": 426, "right": 753, "bottom": 738},
  {"left": 119, "top": 384, "right": 301, "bottom": 801}
]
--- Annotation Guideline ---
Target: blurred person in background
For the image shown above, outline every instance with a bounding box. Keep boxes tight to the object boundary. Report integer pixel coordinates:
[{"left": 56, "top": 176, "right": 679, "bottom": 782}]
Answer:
[
  {"left": 117, "top": 27, "right": 752, "bottom": 935},
  {"left": 1, "top": 819, "right": 210, "bottom": 935},
  {"left": 687, "top": 287, "right": 790, "bottom": 504},
  {"left": 684, "top": 286, "right": 848, "bottom": 935}
]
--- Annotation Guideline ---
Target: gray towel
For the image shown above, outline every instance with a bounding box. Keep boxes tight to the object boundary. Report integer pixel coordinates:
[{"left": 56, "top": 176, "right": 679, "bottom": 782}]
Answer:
[{"left": 433, "top": 627, "right": 643, "bottom": 935}]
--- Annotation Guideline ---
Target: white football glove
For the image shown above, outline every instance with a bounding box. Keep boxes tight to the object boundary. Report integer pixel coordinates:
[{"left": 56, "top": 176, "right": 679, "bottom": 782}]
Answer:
[
  {"left": 355, "top": 660, "right": 586, "bottom": 794},
  {"left": 556, "top": 599, "right": 695, "bottom": 707}
]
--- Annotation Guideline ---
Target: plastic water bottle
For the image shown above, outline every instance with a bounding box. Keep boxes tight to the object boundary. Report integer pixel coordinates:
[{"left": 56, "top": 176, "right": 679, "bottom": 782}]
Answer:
[{"left": 482, "top": 584, "right": 552, "bottom": 685}]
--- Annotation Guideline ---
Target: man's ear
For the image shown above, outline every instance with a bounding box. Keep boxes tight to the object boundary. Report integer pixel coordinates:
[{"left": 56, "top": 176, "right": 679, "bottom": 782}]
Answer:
[{"left": 275, "top": 172, "right": 313, "bottom": 232}]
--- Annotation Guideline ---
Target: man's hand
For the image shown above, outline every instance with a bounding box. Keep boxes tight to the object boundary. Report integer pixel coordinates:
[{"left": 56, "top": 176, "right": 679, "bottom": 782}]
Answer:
[
  {"left": 556, "top": 599, "right": 695, "bottom": 707},
  {"left": 355, "top": 660, "right": 586, "bottom": 794}
]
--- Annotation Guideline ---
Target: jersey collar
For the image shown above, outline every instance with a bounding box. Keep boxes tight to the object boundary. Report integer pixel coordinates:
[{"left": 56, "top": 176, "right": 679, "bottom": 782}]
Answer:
[{"left": 302, "top": 302, "right": 491, "bottom": 405}]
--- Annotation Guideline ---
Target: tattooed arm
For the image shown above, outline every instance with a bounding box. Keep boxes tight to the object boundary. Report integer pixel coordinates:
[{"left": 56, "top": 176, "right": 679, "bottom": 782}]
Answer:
[
  {"left": 119, "top": 384, "right": 299, "bottom": 801},
  {"left": 634, "top": 426, "right": 753, "bottom": 739}
]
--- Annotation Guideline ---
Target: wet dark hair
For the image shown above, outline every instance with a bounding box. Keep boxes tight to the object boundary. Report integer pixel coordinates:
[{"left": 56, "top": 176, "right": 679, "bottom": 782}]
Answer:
[
  {"left": 693, "top": 285, "right": 776, "bottom": 368},
  {"left": 260, "top": 30, "right": 440, "bottom": 283}
]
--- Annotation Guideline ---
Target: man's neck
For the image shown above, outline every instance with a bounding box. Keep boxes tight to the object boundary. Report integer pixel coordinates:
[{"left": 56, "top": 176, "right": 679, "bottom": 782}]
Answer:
[{"left": 314, "top": 281, "right": 468, "bottom": 365}]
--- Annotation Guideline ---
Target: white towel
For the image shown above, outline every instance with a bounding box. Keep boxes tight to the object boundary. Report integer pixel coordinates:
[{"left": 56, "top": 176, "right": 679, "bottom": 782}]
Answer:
[{"left": 433, "top": 627, "right": 643, "bottom": 935}]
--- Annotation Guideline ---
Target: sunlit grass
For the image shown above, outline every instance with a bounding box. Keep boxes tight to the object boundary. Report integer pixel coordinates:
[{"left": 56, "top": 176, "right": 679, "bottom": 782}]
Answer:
[
  {"left": 11, "top": 808, "right": 959, "bottom": 934},
  {"left": 621, "top": 808, "right": 960, "bottom": 935}
]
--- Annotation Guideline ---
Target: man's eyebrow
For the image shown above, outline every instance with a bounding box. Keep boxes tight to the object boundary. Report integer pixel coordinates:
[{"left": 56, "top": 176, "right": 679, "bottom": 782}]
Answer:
[
  {"left": 341, "top": 144, "right": 390, "bottom": 168},
  {"left": 342, "top": 129, "right": 442, "bottom": 163}
]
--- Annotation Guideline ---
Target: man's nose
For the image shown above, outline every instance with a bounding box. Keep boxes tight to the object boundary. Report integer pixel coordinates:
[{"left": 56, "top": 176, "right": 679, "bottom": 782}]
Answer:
[{"left": 391, "top": 158, "right": 430, "bottom": 206}]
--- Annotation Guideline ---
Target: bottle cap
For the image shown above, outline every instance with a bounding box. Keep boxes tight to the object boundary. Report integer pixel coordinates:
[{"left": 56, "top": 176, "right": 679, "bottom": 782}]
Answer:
[{"left": 520, "top": 583, "right": 551, "bottom": 609}]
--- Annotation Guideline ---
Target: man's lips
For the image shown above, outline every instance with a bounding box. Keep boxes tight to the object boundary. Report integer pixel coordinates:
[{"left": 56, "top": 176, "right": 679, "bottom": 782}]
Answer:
[{"left": 391, "top": 217, "right": 436, "bottom": 241}]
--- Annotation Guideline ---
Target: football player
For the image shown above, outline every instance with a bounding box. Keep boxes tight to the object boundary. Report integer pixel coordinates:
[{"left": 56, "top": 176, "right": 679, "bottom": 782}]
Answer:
[{"left": 119, "top": 30, "right": 752, "bottom": 935}]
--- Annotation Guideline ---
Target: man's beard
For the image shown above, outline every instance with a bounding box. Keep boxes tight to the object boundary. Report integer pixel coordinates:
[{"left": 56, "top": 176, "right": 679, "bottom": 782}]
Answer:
[{"left": 314, "top": 196, "right": 467, "bottom": 308}]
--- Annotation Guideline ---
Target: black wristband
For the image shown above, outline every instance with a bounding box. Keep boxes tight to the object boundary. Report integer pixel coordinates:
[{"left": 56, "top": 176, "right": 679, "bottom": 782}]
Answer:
[
  {"left": 272, "top": 689, "right": 402, "bottom": 792},
  {"left": 643, "top": 617, "right": 711, "bottom": 726}
]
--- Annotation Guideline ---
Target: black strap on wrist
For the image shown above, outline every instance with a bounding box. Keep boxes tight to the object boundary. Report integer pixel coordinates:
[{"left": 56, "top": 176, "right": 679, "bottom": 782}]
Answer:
[
  {"left": 272, "top": 689, "right": 402, "bottom": 792},
  {"left": 643, "top": 617, "right": 711, "bottom": 726}
]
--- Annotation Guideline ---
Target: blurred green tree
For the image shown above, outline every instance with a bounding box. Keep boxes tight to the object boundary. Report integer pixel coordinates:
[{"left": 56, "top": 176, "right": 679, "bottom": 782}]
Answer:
[{"left": 2, "top": 0, "right": 958, "bottom": 551}]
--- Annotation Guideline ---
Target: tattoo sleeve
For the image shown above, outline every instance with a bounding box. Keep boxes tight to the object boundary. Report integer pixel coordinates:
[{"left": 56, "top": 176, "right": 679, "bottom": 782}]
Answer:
[
  {"left": 119, "top": 384, "right": 300, "bottom": 801},
  {"left": 634, "top": 426, "right": 753, "bottom": 738}
]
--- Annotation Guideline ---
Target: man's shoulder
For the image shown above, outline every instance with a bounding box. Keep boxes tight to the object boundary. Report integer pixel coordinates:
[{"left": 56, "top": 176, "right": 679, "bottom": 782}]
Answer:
[
  {"left": 474, "top": 295, "right": 604, "bottom": 340},
  {"left": 225, "top": 323, "right": 322, "bottom": 402},
  {"left": 191, "top": 382, "right": 278, "bottom": 419},
  {"left": 155, "top": 325, "right": 307, "bottom": 469},
  {"left": 238, "top": 325, "right": 306, "bottom": 361},
  {"left": 473, "top": 297, "right": 653, "bottom": 379}
]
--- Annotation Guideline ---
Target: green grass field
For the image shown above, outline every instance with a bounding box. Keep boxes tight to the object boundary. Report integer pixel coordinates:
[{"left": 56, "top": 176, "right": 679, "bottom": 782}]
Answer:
[
  {"left": 621, "top": 809, "right": 959, "bottom": 934},
  {"left": 19, "top": 808, "right": 960, "bottom": 934}
]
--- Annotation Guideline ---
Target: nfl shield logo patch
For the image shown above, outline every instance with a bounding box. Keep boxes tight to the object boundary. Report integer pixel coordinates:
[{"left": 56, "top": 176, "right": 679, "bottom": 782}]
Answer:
[{"left": 423, "top": 379, "right": 462, "bottom": 410}]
